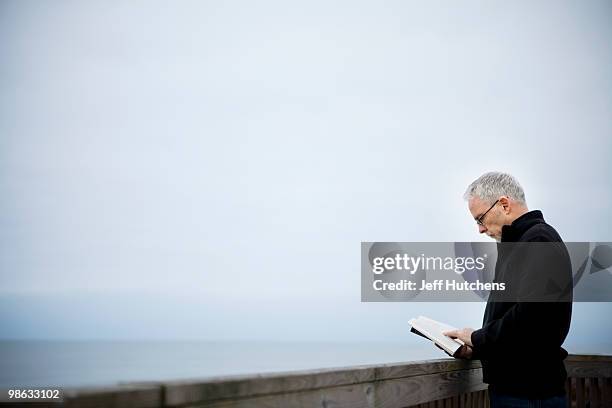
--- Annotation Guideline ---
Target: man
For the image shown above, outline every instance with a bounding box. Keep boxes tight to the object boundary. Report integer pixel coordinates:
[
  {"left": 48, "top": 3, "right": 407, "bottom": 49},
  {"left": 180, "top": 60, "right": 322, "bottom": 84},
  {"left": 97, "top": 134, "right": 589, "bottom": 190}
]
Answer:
[{"left": 443, "top": 172, "right": 572, "bottom": 408}]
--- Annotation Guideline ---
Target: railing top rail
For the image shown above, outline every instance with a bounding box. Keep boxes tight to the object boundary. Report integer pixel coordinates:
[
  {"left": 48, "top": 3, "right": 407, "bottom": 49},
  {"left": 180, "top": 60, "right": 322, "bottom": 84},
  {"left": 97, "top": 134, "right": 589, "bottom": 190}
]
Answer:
[{"left": 60, "top": 354, "right": 612, "bottom": 408}]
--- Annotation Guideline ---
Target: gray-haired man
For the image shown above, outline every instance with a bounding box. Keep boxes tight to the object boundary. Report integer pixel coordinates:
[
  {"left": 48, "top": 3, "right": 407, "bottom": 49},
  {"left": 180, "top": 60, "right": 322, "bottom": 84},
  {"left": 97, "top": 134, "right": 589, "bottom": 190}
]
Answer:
[{"left": 444, "top": 172, "right": 572, "bottom": 408}]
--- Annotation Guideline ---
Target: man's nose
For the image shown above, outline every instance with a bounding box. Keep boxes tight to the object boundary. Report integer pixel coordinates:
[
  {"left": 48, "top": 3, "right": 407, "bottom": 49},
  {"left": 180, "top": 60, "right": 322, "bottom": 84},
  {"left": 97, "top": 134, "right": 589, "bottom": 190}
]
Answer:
[{"left": 478, "top": 225, "right": 487, "bottom": 234}]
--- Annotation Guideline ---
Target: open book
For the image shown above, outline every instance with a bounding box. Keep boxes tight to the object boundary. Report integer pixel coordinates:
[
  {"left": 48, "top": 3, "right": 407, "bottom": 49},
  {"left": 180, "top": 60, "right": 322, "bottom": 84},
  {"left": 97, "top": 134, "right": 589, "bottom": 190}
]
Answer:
[{"left": 408, "top": 316, "right": 465, "bottom": 357}]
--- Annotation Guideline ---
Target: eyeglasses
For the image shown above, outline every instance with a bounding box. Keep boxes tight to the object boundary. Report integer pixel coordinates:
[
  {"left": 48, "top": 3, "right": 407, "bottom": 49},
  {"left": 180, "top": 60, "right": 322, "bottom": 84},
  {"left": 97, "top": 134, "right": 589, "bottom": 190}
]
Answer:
[{"left": 476, "top": 199, "right": 499, "bottom": 226}]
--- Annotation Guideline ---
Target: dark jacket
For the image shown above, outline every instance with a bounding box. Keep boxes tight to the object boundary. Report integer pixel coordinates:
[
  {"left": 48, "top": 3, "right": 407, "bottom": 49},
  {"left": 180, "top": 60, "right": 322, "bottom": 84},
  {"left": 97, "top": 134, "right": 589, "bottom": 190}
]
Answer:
[{"left": 470, "top": 210, "right": 573, "bottom": 398}]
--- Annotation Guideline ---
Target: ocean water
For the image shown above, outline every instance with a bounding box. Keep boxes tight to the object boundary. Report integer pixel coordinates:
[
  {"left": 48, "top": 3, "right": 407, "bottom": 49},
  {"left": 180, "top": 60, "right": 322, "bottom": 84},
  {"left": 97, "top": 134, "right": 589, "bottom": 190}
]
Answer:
[{"left": 0, "top": 340, "right": 445, "bottom": 389}]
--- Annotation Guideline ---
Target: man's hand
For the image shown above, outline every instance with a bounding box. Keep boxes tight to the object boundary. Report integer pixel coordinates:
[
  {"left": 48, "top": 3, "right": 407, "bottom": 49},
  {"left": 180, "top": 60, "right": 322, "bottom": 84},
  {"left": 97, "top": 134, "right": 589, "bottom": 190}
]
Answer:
[
  {"left": 453, "top": 345, "right": 473, "bottom": 359},
  {"left": 443, "top": 328, "right": 475, "bottom": 347}
]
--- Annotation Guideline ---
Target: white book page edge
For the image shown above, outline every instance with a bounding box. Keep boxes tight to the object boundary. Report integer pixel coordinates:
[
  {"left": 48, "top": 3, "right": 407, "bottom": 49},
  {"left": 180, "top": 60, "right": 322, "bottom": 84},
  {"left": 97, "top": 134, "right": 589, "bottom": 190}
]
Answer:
[{"left": 409, "top": 316, "right": 464, "bottom": 355}]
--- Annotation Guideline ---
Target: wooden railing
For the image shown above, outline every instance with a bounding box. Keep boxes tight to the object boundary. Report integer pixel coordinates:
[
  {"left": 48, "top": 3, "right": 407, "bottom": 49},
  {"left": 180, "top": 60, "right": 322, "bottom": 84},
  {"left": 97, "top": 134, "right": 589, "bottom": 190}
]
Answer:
[
  {"left": 565, "top": 355, "right": 612, "bottom": 408},
  {"left": 60, "top": 354, "right": 612, "bottom": 408}
]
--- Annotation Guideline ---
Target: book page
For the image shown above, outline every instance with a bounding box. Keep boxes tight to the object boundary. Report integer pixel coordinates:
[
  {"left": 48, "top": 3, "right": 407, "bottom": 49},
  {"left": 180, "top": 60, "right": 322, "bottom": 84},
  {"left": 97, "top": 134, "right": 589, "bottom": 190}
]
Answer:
[{"left": 409, "top": 316, "right": 464, "bottom": 356}]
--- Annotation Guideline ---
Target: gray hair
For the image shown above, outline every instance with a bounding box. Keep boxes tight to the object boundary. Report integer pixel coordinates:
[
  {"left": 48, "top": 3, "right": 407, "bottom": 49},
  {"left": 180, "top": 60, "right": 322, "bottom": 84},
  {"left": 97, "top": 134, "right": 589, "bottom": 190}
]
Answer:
[{"left": 464, "top": 172, "right": 527, "bottom": 206}]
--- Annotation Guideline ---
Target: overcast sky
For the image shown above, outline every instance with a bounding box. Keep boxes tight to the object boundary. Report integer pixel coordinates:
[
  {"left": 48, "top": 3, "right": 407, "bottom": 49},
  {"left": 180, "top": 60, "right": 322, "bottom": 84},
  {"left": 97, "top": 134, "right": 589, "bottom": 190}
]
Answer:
[{"left": 0, "top": 0, "right": 611, "bottom": 350}]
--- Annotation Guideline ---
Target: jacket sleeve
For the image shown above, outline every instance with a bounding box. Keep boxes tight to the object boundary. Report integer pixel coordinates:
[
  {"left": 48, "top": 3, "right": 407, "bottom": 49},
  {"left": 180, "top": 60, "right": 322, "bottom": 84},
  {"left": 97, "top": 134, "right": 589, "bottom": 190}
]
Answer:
[{"left": 470, "top": 241, "right": 572, "bottom": 360}]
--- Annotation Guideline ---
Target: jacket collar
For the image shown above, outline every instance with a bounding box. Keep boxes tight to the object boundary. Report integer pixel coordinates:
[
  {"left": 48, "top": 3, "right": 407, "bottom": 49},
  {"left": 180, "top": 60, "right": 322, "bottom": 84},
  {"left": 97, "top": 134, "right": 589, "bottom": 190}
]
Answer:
[{"left": 501, "top": 210, "right": 545, "bottom": 242}]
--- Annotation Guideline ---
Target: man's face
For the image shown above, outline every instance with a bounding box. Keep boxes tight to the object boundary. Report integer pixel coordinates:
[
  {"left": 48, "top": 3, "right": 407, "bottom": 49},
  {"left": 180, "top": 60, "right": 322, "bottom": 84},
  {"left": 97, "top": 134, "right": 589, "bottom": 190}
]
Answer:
[{"left": 468, "top": 197, "right": 506, "bottom": 241}]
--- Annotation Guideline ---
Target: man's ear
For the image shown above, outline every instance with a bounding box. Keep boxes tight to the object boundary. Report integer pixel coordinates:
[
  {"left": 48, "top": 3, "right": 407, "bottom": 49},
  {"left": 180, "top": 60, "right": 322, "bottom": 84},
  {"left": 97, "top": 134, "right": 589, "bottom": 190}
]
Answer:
[{"left": 498, "top": 196, "right": 511, "bottom": 214}]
